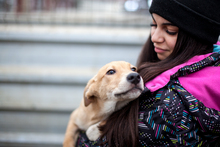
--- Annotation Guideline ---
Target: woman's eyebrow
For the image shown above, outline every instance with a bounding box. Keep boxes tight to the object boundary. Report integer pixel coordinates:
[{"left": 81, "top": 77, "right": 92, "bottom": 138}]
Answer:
[{"left": 162, "top": 23, "right": 176, "bottom": 26}]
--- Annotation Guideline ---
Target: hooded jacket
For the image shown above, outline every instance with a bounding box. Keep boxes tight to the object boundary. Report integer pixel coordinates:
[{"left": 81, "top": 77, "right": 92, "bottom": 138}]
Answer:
[
  {"left": 139, "top": 44, "right": 220, "bottom": 146},
  {"left": 76, "top": 44, "right": 220, "bottom": 147}
]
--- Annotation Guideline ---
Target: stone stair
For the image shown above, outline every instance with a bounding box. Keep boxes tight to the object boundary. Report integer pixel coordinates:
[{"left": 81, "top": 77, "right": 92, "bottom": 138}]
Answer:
[{"left": 0, "top": 24, "right": 150, "bottom": 146}]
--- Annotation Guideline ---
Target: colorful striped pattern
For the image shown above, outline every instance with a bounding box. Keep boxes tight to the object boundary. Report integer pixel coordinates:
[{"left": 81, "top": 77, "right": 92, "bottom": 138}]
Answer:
[
  {"left": 138, "top": 52, "right": 220, "bottom": 146},
  {"left": 76, "top": 52, "right": 220, "bottom": 147}
]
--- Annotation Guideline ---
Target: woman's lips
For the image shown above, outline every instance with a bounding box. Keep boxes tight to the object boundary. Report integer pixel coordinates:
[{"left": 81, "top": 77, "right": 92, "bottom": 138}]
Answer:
[{"left": 154, "top": 47, "right": 168, "bottom": 53}]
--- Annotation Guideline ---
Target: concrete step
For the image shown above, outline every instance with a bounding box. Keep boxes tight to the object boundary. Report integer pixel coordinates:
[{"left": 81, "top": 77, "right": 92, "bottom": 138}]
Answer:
[
  {"left": 0, "top": 25, "right": 149, "bottom": 77},
  {"left": 0, "top": 65, "right": 93, "bottom": 111},
  {"left": 0, "top": 24, "right": 150, "bottom": 146},
  {"left": 0, "top": 110, "right": 70, "bottom": 133},
  {"left": 0, "top": 24, "right": 150, "bottom": 45},
  {"left": 0, "top": 132, "right": 63, "bottom": 147},
  {"left": 0, "top": 25, "right": 150, "bottom": 111},
  {"left": 0, "top": 110, "right": 70, "bottom": 146},
  {"left": 0, "top": 65, "right": 96, "bottom": 85}
]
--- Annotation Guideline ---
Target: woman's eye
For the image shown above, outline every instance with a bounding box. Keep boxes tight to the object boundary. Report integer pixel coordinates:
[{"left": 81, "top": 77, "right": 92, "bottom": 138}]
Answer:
[
  {"left": 131, "top": 67, "right": 136, "bottom": 71},
  {"left": 166, "top": 30, "right": 177, "bottom": 35},
  {"left": 150, "top": 23, "right": 157, "bottom": 28},
  {"left": 106, "top": 70, "right": 116, "bottom": 75}
]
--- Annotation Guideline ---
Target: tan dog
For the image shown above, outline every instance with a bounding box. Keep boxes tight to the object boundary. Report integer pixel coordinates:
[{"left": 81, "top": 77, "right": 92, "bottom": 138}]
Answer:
[{"left": 63, "top": 61, "right": 144, "bottom": 147}]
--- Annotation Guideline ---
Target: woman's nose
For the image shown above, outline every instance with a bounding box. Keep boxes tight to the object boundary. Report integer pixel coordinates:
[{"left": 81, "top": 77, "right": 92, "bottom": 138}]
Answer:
[{"left": 151, "top": 28, "right": 164, "bottom": 43}]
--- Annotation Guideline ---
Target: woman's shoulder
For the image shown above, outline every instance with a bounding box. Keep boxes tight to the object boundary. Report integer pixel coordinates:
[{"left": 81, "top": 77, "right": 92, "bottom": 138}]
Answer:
[
  {"left": 144, "top": 51, "right": 220, "bottom": 111},
  {"left": 145, "top": 52, "right": 220, "bottom": 93},
  {"left": 178, "top": 52, "right": 220, "bottom": 111}
]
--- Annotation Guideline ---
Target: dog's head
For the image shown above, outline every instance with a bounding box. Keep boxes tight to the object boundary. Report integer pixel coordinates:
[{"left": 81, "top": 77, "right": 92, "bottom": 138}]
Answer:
[{"left": 83, "top": 61, "right": 144, "bottom": 107}]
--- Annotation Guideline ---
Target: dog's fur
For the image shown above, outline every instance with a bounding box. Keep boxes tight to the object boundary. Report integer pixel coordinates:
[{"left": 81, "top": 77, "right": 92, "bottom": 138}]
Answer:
[{"left": 63, "top": 61, "right": 144, "bottom": 147}]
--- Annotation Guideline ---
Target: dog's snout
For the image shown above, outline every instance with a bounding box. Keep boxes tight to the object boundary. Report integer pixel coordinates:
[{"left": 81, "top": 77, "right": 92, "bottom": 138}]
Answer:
[{"left": 127, "top": 73, "right": 140, "bottom": 85}]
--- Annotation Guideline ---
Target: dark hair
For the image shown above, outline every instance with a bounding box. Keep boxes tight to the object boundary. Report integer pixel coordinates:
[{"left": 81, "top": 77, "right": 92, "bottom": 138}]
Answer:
[
  {"left": 99, "top": 29, "right": 213, "bottom": 147},
  {"left": 99, "top": 99, "right": 139, "bottom": 147}
]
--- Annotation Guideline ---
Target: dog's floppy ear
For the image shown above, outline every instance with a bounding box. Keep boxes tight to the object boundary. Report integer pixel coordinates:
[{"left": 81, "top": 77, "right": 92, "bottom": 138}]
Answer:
[{"left": 84, "top": 75, "right": 98, "bottom": 107}]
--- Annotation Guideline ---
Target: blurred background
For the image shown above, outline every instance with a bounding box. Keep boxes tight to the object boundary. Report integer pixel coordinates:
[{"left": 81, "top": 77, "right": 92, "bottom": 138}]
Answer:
[{"left": 0, "top": 0, "right": 151, "bottom": 146}]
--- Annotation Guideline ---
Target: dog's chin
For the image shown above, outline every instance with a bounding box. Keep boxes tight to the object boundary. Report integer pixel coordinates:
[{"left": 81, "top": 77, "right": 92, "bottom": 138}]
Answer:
[{"left": 114, "top": 87, "right": 143, "bottom": 100}]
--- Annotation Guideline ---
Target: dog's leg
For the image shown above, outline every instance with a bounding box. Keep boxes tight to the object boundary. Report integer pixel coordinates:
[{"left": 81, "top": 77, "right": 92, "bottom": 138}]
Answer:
[
  {"left": 63, "top": 115, "right": 79, "bottom": 147},
  {"left": 86, "top": 122, "right": 101, "bottom": 141}
]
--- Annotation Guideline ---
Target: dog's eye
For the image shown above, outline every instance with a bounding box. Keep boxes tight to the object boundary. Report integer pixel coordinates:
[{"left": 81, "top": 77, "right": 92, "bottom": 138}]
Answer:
[
  {"left": 106, "top": 69, "right": 116, "bottom": 75},
  {"left": 131, "top": 67, "right": 136, "bottom": 71}
]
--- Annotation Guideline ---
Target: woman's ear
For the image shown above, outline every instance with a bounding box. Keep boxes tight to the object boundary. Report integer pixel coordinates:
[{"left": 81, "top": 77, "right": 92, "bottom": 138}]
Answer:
[{"left": 83, "top": 75, "right": 98, "bottom": 107}]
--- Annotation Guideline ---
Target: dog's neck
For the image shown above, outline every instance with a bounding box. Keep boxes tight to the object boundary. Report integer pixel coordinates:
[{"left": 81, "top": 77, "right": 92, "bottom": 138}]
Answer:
[
  {"left": 115, "top": 100, "right": 131, "bottom": 111},
  {"left": 86, "top": 100, "right": 115, "bottom": 122},
  {"left": 93, "top": 99, "right": 131, "bottom": 121},
  {"left": 102, "top": 100, "right": 118, "bottom": 115}
]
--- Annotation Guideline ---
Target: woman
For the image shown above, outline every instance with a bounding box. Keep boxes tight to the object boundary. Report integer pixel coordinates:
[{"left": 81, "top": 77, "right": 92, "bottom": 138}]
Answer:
[{"left": 76, "top": 0, "right": 220, "bottom": 146}]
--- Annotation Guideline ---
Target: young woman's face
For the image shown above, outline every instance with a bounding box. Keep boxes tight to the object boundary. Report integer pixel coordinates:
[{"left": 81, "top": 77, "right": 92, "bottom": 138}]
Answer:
[{"left": 150, "top": 13, "right": 179, "bottom": 60}]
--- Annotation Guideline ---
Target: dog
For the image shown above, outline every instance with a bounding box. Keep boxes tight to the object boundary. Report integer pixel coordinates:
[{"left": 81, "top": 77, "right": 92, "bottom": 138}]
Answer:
[{"left": 63, "top": 61, "right": 144, "bottom": 147}]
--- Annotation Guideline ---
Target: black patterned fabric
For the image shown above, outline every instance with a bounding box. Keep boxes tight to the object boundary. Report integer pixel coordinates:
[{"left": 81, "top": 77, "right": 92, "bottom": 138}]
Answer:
[{"left": 76, "top": 52, "right": 220, "bottom": 147}]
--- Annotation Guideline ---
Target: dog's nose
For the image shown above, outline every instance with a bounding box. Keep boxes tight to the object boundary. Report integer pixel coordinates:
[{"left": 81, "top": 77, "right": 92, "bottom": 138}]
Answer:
[{"left": 127, "top": 73, "right": 141, "bottom": 85}]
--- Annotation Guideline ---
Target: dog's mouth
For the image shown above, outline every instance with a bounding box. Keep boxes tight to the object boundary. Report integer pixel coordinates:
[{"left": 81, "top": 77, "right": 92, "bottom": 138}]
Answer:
[{"left": 114, "top": 86, "right": 143, "bottom": 97}]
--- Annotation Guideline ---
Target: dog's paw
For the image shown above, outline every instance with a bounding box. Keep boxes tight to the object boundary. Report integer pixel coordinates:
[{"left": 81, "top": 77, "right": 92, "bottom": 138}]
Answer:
[{"left": 86, "top": 123, "right": 101, "bottom": 141}]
